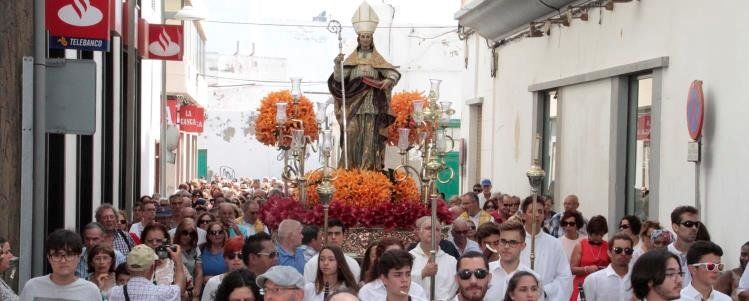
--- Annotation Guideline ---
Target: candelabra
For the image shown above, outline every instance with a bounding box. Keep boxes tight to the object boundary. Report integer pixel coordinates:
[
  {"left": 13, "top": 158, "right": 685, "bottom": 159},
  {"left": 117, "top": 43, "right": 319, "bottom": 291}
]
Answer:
[
  {"left": 393, "top": 79, "right": 455, "bottom": 301},
  {"left": 526, "top": 134, "right": 546, "bottom": 270},
  {"left": 274, "top": 78, "right": 317, "bottom": 204}
]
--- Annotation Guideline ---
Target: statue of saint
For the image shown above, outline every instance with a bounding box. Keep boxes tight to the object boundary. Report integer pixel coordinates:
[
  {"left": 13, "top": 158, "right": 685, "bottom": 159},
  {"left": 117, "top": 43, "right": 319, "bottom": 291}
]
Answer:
[{"left": 328, "top": 2, "right": 400, "bottom": 170}]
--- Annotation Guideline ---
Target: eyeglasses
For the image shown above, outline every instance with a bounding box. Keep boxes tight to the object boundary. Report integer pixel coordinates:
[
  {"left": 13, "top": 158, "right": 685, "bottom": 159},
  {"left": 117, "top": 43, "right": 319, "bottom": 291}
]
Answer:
[
  {"left": 453, "top": 230, "right": 469, "bottom": 235},
  {"left": 225, "top": 252, "right": 243, "bottom": 260},
  {"left": 180, "top": 230, "right": 196, "bottom": 236},
  {"left": 262, "top": 286, "right": 298, "bottom": 295},
  {"left": 560, "top": 221, "right": 577, "bottom": 227},
  {"left": 503, "top": 203, "right": 520, "bottom": 207},
  {"left": 257, "top": 251, "right": 277, "bottom": 258},
  {"left": 457, "top": 269, "right": 489, "bottom": 280},
  {"left": 499, "top": 239, "right": 522, "bottom": 248},
  {"left": 612, "top": 247, "right": 634, "bottom": 255},
  {"left": 248, "top": 211, "right": 259, "bottom": 215},
  {"left": 665, "top": 271, "right": 685, "bottom": 279},
  {"left": 619, "top": 224, "right": 630, "bottom": 230},
  {"left": 119, "top": 220, "right": 127, "bottom": 225},
  {"left": 473, "top": 189, "right": 481, "bottom": 193},
  {"left": 692, "top": 262, "right": 725, "bottom": 272},
  {"left": 199, "top": 219, "right": 213, "bottom": 225},
  {"left": 48, "top": 253, "right": 79, "bottom": 262},
  {"left": 679, "top": 221, "right": 701, "bottom": 228},
  {"left": 484, "top": 240, "right": 501, "bottom": 247},
  {"left": 209, "top": 230, "right": 224, "bottom": 236}
]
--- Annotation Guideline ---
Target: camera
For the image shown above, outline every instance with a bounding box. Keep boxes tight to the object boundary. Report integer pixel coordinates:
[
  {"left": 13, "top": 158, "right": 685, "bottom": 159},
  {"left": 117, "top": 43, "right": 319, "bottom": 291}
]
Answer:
[{"left": 155, "top": 244, "right": 177, "bottom": 259}]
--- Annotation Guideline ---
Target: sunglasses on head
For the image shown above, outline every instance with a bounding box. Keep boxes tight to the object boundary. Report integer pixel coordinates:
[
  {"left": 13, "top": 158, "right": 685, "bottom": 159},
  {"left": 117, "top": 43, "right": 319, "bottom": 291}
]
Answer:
[
  {"left": 612, "top": 247, "right": 634, "bottom": 255},
  {"left": 560, "top": 221, "right": 576, "bottom": 227},
  {"left": 458, "top": 269, "right": 489, "bottom": 280},
  {"left": 679, "top": 221, "right": 701, "bottom": 228},
  {"left": 225, "top": 252, "right": 243, "bottom": 260},
  {"left": 692, "top": 262, "right": 724, "bottom": 272}
]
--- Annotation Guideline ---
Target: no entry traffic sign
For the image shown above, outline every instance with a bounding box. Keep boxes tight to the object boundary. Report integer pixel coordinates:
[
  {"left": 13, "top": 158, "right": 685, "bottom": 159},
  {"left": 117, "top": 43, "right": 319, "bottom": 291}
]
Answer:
[{"left": 686, "top": 80, "right": 704, "bottom": 140}]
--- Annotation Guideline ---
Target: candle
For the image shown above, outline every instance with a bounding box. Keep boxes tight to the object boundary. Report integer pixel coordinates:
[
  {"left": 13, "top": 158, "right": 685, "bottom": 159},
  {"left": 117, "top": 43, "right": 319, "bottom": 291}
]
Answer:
[
  {"left": 276, "top": 102, "right": 287, "bottom": 125},
  {"left": 398, "top": 128, "right": 411, "bottom": 151},
  {"left": 292, "top": 129, "right": 305, "bottom": 150},
  {"left": 412, "top": 101, "right": 424, "bottom": 124},
  {"left": 436, "top": 129, "right": 447, "bottom": 153},
  {"left": 322, "top": 129, "right": 333, "bottom": 153},
  {"left": 532, "top": 134, "right": 541, "bottom": 162}
]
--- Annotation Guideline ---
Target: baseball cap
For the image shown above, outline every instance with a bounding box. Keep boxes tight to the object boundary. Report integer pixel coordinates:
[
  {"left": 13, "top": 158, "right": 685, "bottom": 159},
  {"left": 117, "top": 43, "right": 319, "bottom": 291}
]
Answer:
[
  {"left": 256, "top": 266, "right": 305, "bottom": 289},
  {"left": 127, "top": 245, "right": 158, "bottom": 272},
  {"left": 480, "top": 178, "right": 492, "bottom": 187}
]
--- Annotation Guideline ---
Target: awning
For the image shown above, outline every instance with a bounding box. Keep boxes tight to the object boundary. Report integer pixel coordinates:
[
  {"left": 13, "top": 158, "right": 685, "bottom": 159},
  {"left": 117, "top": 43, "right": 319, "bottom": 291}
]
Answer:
[{"left": 455, "top": 0, "right": 576, "bottom": 41}]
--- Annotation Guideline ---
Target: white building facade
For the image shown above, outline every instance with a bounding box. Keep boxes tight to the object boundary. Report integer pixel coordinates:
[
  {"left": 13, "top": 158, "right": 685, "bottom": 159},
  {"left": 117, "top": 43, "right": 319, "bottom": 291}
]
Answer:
[{"left": 456, "top": 0, "right": 749, "bottom": 267}]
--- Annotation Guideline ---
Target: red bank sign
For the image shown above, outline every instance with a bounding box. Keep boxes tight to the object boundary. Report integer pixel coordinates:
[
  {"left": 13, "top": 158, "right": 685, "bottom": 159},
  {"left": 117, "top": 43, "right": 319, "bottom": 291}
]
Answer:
[
  {"left": 47, "top": 0, "right": 111, "bottom": 51},
  {"left": 179, "top": 105, "right": 205, "bottom": 133},
  {"left": 145, "top": 24, "right": 183, "bottom": 61}
]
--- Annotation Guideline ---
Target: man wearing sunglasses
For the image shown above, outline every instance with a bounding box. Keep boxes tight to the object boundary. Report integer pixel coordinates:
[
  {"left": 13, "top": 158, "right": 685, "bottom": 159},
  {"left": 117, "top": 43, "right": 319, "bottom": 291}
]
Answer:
[
  {"left": 668, "top": 206, "right": 701, "bottom": 288},
  {"left": 453, "top": 251, "right": 492, "bottom": 301},
  {"left": 243, "top": 232, "right": 278, "bottom": 281},
  {"left": 680, "top": 241, "right": 731, "bottom": 301},
  {"left": 485, "top": 222, "right": 540, "bottom": 299},
  {"left": 582, "top": 233, "right": 634, "bottom": 301}
]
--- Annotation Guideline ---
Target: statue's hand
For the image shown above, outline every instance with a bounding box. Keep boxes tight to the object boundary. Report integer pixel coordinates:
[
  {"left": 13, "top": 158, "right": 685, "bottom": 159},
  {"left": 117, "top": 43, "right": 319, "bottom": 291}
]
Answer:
[
  {"left": 381, "top": 78, "right": 394, "bottom": 90},
  {"left": 334, "top": 53, "right": 344, "bottom": 66}
]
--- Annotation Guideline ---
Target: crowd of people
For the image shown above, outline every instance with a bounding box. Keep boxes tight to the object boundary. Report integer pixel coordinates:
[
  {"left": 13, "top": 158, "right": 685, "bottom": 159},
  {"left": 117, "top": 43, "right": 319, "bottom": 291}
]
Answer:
[{"left": 0, "top": 177, "right": 747, "bottom": 301}]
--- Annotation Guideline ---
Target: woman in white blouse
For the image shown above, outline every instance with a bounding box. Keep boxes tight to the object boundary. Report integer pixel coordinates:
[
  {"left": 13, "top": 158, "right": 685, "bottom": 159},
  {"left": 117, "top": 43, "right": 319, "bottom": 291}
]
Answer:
[{"left": 303, "top": 246, "right": 359, "bottom": 301}]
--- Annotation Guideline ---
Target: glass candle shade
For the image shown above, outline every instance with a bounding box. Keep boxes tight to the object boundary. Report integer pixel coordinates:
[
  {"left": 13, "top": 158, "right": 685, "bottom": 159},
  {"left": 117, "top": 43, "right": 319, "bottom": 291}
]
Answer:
[
  {"left": 276, "top": 102, "right": 288, "bottom": 125},
  {"left": 398, "top": 128, "right": 411, "bottom": 151}
]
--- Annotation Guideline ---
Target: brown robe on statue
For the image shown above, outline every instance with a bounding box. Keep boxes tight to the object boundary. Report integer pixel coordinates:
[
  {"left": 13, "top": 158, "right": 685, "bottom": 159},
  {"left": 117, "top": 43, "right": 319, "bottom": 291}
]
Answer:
[{"left": 328, "top": 47, "right": 400, "bottom": 170}]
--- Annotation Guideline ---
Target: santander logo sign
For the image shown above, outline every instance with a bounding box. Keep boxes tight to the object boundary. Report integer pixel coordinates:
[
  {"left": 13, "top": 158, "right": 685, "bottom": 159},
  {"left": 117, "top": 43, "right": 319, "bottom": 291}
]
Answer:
[
  {"left": 149, "top": 29, "right": 180, "bottom": 57},
  {"left": 57, "top": 0, "right": 103, "bottom": 27}
]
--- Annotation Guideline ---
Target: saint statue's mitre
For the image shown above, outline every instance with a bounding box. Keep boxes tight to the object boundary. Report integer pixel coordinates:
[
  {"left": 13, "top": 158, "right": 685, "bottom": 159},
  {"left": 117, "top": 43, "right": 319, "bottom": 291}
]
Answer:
[{"left": 351, "top": 1, "right": 379, "bottom": 34}]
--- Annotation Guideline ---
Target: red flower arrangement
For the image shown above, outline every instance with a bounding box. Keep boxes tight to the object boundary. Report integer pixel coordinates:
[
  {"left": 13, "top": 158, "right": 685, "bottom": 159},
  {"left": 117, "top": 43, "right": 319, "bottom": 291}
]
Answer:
[
  {"left": 255, "top": 90, "right": 318, "bottom": 147},
  {"left": 260, "top": 195, "right": 453, "bottom": 231}
]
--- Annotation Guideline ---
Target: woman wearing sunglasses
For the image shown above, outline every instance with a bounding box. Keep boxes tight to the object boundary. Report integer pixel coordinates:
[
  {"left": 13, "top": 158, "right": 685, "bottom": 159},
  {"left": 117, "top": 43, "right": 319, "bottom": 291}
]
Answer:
[
  {"left": 202, "top": 221, "right": 229, "bottom": 285},
  {"left": 304, "top": 246, "right": 359, "bottom": 301},
  {"left": 558, "top": 211, "right": 586, "bottom": 262},
  {"left": 503, "top": 271, "right": 541, "bottom": 301},
  {"left": 581, "top": 233, "right": 635, "bottom": 301},
  {"left": 202, "top": 236, "right": 246, "bottom": 301},
  {"left": 175, "top": 218, "right": 204, "bottom": 300},
  {"left": 116, "top": 211, "right": 129, "bottom": 233},
  {"left": 197, "top": 213, "right": 216, "bottom": 231},
  {"left": 570, "top": 215, "right": 610, "bottom": 301}
]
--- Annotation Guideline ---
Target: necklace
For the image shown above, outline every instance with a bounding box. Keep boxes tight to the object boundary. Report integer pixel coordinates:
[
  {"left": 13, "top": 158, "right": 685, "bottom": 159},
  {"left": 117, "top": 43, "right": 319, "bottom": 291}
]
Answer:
[{"left": 589, "top": 242, "right": 604, "bottom": 263}]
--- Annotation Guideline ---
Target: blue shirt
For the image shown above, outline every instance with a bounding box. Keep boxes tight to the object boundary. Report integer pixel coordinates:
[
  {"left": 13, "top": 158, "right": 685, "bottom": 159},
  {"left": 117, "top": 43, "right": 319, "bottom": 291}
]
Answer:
[
  {"left": 277, "top": 244, "right": 305, "bottom": 274},
  {"left": 200, "top": 248, "right": 227, "bottom": 277}
]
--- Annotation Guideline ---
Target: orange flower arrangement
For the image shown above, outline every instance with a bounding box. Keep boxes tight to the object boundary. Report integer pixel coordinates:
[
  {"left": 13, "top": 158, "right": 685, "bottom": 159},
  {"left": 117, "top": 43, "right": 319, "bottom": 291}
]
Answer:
[
  {"left": 303, "top": 168, "right": 421, "bottom": 207},
  {"left": 255, "top": 90, "right": 318, "bottom": 147},
  {"left": 387, "top": 90, "right": 430, "bottom": 147}
]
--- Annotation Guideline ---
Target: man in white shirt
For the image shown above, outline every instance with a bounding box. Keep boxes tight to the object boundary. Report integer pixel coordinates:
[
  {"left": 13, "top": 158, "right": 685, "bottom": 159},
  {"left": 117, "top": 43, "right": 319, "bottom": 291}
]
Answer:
[
  {"left": 130, "top": 200, "right": 157, "bottom": 240},
  {"left": 520, "top": 196, "right": 572, "bottom": 301},
  {"left": 631, "top": 250, "right": 684, "bottom": 301},
  {"left": 304, "top": 219, "right": 361, "bottom": 283},
  {"left": 668, "top": 206, "right": 700, "bottom": 288},
  {"left": 679, "top": 241, "right": 731, "bottom": 301},
  {"left": 477, "top": 179, "right": 492, "bottom": 209},
  {"left": 449, "top": 219, "right": 482, "bottom": 256},
  {"left": 359, "top": 249, "right": 428, "bottom": 301},
  {"left": 453, "top": 251, "right": 492, "bottom": 301},
  {"left": 583, "top": 233, "right": 634, "bottom": 301},
  {"left": 409, "top": 216, "right": 458, "bottom": 301},
  {"left": 486, "top": 221, "right": 541, "bottom": 299}
]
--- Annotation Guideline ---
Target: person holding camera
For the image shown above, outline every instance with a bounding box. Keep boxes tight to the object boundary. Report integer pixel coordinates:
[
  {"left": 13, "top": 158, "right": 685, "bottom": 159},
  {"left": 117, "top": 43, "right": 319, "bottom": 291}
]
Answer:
[
  {"left": 140, "top": 223, "right": 194, "bottom": 299},
  {"left": 108, "top": 244, "right": 185, "bottom": 301}
]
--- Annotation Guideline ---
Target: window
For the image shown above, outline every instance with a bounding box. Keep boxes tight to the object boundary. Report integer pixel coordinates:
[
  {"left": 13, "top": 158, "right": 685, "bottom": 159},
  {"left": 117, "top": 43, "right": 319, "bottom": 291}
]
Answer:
[
  {"left": 626, "top": 75, "right": 652, "bottom": 218},
  {"left": 541, "top": 91, "right": 558, "bottom": 198}
]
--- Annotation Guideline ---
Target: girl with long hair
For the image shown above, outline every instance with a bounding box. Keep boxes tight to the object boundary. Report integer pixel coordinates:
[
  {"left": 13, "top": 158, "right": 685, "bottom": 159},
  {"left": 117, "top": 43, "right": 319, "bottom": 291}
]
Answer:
[{"left": 304, "top": 246, "right": 359, "bottom": 301}]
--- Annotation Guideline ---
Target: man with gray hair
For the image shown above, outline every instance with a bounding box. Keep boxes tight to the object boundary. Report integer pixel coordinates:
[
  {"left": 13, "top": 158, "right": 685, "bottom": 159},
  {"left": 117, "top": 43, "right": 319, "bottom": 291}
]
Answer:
[
  {"left": 95, "top": 203, "right": 134, "bottom": 255},
  {"left": 409, "top": 216, "right": 458, "bottom": 301},
  {"left": 276, "top": 219, "right": 305, "bottom": 273},
  {"left": 75, "top": 222, "right": 126, "bottom": 278},
  {"left": 450, "top": 219, "right": 482, "bottom": 256},
  {"left": 256, "top": 265, "right": 305, "bottom": 301}
]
